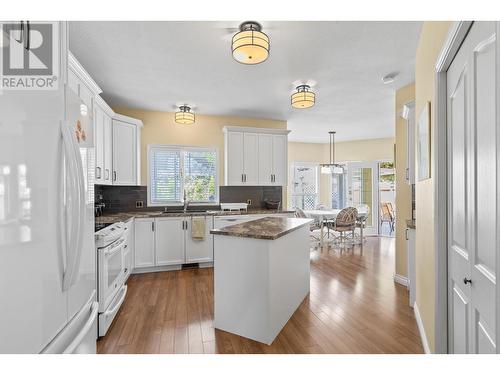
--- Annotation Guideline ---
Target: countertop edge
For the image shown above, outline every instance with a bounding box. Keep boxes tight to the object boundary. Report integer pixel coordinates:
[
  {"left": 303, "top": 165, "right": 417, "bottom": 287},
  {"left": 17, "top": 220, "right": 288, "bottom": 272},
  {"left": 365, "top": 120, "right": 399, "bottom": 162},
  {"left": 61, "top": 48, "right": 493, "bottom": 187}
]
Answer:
[{"left": 210, "top": 218, "right": 312, "bottom": 240}]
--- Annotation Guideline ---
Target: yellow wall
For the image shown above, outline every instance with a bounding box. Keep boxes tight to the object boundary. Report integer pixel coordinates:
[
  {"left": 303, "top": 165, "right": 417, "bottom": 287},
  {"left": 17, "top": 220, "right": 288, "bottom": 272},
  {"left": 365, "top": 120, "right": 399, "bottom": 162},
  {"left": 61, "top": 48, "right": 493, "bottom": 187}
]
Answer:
[
  {"left": 414, "top": 21, "right": 452, "bottom": 353},
  {"left": 394, "top": 83, "right": 415, "bottom": 278},
  {"left": 288, "top": 137, "right": 395, "bottom": 208},
  {"left": 114, "top": 107, "right": 287, "bottom": 186}
]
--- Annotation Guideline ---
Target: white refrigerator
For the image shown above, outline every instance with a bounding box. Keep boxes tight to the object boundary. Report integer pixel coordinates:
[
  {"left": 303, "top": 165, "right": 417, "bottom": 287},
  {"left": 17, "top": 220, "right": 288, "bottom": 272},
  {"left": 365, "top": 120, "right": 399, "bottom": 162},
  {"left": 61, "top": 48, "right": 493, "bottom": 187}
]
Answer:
[{"left": 0, "top": 22, "right": 97, "bottom": 353}]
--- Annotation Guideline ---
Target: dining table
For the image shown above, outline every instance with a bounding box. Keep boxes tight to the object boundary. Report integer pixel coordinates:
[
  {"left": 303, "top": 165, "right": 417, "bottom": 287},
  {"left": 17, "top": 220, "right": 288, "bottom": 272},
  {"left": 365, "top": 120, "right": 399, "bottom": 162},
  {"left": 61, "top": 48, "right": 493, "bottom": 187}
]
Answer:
[{"left": 304, "top": 209, "right": 369, "bottom": 247}]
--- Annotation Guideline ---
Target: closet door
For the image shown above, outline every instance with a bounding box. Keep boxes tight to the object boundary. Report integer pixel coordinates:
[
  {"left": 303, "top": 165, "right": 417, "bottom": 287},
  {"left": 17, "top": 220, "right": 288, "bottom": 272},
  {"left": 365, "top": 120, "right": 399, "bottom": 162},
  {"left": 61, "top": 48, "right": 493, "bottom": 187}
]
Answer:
[{"left": 447, "top": 21, "right": 497, "bottom": 354}]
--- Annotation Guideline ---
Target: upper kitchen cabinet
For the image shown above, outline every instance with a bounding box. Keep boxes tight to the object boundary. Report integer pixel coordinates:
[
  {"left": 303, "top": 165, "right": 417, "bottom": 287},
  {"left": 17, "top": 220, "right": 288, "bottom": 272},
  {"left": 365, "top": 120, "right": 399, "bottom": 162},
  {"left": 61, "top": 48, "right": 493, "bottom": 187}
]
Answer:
[
  {"left": 68, "top": 52, "right": 101, "bottom": 116},
  {"left": 224, "top": 127, "right": 290, "bottom": 186},
  {"left": 69, "top": 52, "right": 143, "bottom": 186},
  {"left": 112, "top": 114, "right": 142, "bottom": 186},
  {"left": 94, "top": 96, "right": 114, "bottom": 185}
]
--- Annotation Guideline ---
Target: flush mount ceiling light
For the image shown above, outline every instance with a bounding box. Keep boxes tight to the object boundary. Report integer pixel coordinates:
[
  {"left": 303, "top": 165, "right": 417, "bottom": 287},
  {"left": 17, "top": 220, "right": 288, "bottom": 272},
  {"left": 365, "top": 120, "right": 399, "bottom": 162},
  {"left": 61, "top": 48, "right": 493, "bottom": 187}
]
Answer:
[
  {"left": 232, "top": 21, "right": 269, "bottom": 65},
  {"left": 175, "top": 105, "right": 195, "bottom": 125},
  {"left": 320, "top": 131, "right": 344, "bottom": 175},
  {"left": 291, "top": 85, "right": 316, "bottom": 109}
]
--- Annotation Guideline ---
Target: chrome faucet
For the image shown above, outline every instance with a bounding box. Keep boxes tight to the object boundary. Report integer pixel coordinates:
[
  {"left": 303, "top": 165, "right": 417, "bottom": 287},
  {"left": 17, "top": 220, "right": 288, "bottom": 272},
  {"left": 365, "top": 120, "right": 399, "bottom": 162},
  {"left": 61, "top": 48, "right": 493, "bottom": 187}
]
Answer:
[{"left": 183, "top": 191, "right": 190, "bottom": 213}]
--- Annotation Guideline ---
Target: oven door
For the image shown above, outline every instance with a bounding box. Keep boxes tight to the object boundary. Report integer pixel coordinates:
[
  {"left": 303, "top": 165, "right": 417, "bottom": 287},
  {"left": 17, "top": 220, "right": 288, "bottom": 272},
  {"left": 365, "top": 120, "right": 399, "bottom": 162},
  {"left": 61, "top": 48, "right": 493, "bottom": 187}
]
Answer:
[{"left": 98, "top": 238, "right": 125, "bottom": 312}]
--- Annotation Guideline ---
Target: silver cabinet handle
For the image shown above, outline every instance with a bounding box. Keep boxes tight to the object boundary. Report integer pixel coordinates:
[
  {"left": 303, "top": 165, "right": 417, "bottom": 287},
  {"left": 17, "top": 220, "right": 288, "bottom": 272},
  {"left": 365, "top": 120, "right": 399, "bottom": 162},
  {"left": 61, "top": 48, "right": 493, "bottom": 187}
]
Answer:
[
  {"left": 405, "top": 228, "right": 408, "bottom": 240},
  {"left": 105, "top": 169, "right": 110, "bottom": 180},
  {"left": 113, "top": 171, "right": 117, "bottom": 181},
  {"left": 152, "top": 221, "right": 155, "bottom": 231},
  {"left": 406, "top": 168, "right": 409, "bottom": 181},
  {"left": 96, "top": 167, "right": 101, "bottom": 179},
  {"left": 241, "top": 174, "right": 244, "bottom": 182}
]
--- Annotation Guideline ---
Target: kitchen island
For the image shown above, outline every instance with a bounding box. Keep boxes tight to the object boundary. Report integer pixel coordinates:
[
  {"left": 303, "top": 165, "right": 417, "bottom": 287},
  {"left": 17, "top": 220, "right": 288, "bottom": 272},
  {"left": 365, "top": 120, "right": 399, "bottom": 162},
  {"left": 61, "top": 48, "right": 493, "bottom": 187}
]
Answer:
[{"left": 211, "top": 216, "right": 312, "bottom": 345}]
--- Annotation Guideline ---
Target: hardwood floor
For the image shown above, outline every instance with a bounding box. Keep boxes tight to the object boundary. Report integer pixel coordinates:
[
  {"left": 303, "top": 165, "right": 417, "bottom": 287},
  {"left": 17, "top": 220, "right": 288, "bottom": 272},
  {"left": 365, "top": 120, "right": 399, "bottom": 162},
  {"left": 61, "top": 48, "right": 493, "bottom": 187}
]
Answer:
[{"left": 97, "top": 237, "right": 424, "bottom": 354}]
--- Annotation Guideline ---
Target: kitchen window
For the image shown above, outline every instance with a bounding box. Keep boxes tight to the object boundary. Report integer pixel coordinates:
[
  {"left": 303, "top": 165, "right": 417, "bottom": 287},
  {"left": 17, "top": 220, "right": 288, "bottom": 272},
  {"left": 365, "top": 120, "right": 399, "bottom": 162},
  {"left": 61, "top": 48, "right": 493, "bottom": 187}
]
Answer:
[{"left": 148, "top": 145, "right": 219, "bottom": 206}]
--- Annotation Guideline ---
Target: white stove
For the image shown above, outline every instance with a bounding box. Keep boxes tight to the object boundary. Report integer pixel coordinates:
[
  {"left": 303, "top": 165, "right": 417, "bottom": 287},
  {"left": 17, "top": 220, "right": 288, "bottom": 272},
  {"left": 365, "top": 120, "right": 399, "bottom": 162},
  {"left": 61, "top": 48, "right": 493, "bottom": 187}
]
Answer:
[{"left": 95, "top": 221, "right": 128, "bottom": 337}]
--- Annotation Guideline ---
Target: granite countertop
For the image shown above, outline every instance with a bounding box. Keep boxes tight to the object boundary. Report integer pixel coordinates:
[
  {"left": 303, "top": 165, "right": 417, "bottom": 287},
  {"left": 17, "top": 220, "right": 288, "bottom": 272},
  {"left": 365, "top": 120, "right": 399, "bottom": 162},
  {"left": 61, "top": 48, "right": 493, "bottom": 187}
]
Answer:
[
  {"left": 210, "top": 216, "right": 312, "bottom": 240},
  {"left": 95, "top": 209, "right": 296, "bottom": 226},
  {"left": 406, "top": 219, "right": 416, "bottom": 229}
]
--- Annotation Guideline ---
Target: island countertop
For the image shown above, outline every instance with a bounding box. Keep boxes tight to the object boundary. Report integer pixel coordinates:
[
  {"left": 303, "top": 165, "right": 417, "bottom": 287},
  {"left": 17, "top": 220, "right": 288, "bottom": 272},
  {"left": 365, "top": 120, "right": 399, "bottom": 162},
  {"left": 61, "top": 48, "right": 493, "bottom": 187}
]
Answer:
[{"left": 210, "top": 216, "right": 312, "bottom": 240}]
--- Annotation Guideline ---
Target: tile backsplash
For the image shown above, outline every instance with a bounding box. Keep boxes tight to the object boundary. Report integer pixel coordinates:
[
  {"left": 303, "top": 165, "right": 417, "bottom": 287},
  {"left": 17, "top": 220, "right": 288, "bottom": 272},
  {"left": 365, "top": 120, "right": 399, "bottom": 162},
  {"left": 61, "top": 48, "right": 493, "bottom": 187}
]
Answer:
[
  {"left": 219, "top": 186, "right": 282, "bottom": 209},
  {"left": 95, "top": 185, "right": 283, "bottom": 214},
  {"left": 95, "top": 185, "right": 149, "bottom": 213}
]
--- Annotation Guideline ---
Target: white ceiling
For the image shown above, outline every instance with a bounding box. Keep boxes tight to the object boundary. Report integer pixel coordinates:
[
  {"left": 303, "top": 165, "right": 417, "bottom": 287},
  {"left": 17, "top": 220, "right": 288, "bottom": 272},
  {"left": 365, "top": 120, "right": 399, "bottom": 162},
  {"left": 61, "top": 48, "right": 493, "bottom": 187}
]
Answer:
[{"left": 69, "top": 21, "right": 421, "bottom": 143}]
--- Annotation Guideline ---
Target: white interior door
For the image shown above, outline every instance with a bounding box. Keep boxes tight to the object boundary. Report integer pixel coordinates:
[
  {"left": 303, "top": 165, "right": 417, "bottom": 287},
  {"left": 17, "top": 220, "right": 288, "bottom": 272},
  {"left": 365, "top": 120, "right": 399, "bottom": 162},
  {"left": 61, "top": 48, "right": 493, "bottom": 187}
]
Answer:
[
  {"left": 346, "top": 162, "right": 379, "bottom": 235},
  {"left": 447, "top": 21, "right": 497, "bottom": 354}
]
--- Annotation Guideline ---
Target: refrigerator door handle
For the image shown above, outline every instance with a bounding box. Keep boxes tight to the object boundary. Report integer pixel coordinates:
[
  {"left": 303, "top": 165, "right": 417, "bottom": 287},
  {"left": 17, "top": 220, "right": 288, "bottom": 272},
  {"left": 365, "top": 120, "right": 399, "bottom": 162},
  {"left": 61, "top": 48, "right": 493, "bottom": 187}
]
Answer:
[
  {"left": 63, "top": 301, "right": 98, "bottom": 354},
  {"left": 60, "top": 123, "right": 80, "bottom": 291},
  {"left": 61, "top": 122, "right": 85, "bottom": 290}
]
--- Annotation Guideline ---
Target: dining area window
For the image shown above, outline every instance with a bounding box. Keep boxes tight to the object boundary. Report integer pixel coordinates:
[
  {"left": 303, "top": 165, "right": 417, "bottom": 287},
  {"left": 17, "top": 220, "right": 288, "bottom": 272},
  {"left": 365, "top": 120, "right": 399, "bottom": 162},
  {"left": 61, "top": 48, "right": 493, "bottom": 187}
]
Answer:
[{"left": 290, "top": 162, "right": 319, "bottom": 210}]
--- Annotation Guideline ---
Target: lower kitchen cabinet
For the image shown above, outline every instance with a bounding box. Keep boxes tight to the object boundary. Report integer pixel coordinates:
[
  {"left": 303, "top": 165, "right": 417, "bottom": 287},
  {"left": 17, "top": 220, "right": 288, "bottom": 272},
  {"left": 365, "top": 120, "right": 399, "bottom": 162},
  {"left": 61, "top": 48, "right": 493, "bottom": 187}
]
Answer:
[
  {"left": 134, "top": 218, "right": 155, "bottom": 268},
  {"left": 185, "top": 216, "right": 213, "bottom": 263},
  {"left": 133, "top": 216, "right": 214, "bottom": 272},
  {"left": 155, "top": 218, "right": 185, "bottom": 266},
  {"left": 123, "top": 218, "right": 135, "bottom": 279}
]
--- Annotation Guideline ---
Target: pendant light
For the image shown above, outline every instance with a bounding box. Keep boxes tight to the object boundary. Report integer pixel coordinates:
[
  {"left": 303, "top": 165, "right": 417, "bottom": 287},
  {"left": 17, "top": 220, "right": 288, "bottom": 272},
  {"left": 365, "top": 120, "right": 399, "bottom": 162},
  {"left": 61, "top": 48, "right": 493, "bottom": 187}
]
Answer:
[
  {"left": 175, "top": 105, "right": 195, "bottom": 125},
  {"left": 291, "top": 85, "right": 315, "bottom": 109},
  {"left": 320, "top": 131, "right": 344, "bottom": 174},
  {"left": 232, "top": 21, "right": 269, "bottom": 65}
]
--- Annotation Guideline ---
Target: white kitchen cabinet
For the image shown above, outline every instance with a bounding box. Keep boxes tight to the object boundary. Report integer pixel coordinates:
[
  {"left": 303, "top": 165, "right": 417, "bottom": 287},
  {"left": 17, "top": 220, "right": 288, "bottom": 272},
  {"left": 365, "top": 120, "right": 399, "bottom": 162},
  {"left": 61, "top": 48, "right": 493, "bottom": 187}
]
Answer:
[
  {"left": 134, "top": 218, "right": 155, "bottom": 268},
  {"left": 258, "top": 134, "right": 287, "bottom": 185},
  {"left": 112, "top": 118, "right": 138, "bottom": 185},
  {"left": 213, "top": 215, "right": 257, "bottom": 229},
  {"left": 123, "top": 218, "right": 135, "bottom": 280},
  {"left": 224, "top": 127, "right": 290, "bottom": 186},
  {"left": 272, "top": 134, "right": 287, "bottom": 185},
  {"left": 243, "top": 133, "right": 259, "bottom": 184},
  {"left": 258, "top": 134, "right": 273, "bottom": 184},
  {"left": 94, "top": 106, "right": 105, "bottom": 184},
  {"left": 94, "top": 97, "right": 114, "bottom": 185},
  {"left": 155, "top": 217, "right": 186, "bottom": 266},
  {"left": 226, "top": 131, "right": 244, "bottom": 185},
  {"left": 69, "top": 51, "right": 142, "bottom": 187},
  {"left": 185, "top": 216, "right": 214, "bottom": 263},
  {"left": 214, "top": 213, "right": 293, "bottom": 230},
  {"left": 103, "top": 114, "right": 113, "bottom": 183}
]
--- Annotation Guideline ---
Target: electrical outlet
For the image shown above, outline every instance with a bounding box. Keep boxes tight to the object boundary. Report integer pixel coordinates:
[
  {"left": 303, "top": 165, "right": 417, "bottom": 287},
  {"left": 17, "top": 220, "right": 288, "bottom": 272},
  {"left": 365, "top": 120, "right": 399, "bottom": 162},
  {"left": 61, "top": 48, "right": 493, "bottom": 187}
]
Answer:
[
  {"left": 247, "top": 199, "right": 252, "bottom": 206},
  {"left": 136, "top": 200, "right": 144, "bottom": 208}
]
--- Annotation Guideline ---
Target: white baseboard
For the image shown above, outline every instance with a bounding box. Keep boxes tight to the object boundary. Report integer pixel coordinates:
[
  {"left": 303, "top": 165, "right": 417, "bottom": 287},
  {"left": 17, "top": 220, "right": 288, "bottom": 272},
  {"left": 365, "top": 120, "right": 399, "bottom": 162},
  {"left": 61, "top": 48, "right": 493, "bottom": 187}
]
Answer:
[
  {"left": 394, "top": 273, "right": 409, "bottom": 287},
  {"left": 414, "top": 302, "right": 431, "bottom": 354}
]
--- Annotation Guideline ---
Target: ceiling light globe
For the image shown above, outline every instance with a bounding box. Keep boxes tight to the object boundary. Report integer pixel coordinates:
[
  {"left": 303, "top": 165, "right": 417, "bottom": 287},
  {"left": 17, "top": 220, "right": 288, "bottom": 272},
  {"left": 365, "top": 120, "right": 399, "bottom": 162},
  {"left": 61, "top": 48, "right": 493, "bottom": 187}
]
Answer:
[
  {"left": 232, "top": 22, "right": 269, "bottom": 65},
  {"left": 291, "top": 85, "right": 316, "bottom": 109},
  {"left": 175, "top": 106, "right": 195, "bottom": 125}
]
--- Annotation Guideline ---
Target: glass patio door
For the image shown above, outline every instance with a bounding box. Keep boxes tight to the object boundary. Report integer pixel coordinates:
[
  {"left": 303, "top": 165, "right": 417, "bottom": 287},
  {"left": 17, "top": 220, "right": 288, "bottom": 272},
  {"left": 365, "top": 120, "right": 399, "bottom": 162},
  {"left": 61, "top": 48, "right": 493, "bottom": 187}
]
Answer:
[{"left": 346, "top": 162, "right": 379, "bottom": 235}]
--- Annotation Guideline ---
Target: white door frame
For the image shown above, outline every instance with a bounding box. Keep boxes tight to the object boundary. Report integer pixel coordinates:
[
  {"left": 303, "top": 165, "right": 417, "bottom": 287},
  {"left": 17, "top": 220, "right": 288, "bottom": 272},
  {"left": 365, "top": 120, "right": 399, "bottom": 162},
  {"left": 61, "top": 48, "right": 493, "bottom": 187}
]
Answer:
[
  {"left": 346, "top": 161, "right": 380, "bottom": 235},
  {"left": 434, "top": 21, "right": 500, "bottom": 354}
]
